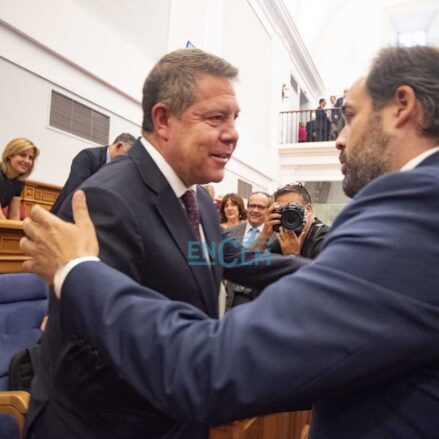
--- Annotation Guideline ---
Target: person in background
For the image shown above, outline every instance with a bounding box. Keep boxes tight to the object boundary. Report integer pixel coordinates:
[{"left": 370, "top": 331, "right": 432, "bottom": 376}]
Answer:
[
  {"left": 254, "top": 183, "right": 329, "bottom": 259},
  {"left": 334, "top": 89, "right": 348, "bottom": 134},
  {"left": 306, "top": 112, "right": 317, "bottom": 142},
  {"left": 226, "top": 192, "right": 272, "bottom": 308},
  {"left": 315, "top": 98, "right": 331, "bottom": 141},
  {"left": 0, "top": 138, "right": 39, "bottom": 220},
  {"left": 203, "top": 184, "right": 216, "bottom": 200},
  {"left": 219, "top": 193, "right": 246, "bottom": 229},
  {"left": 51, "top": 132, "right": 136, "bottom": 214},
  {"left": 298, "top": 121, "right": 307, "bottom": 142}
]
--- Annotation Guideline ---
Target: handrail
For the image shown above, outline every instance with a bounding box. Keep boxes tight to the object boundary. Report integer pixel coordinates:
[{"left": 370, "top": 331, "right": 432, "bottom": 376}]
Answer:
[{"left": 279, "top": 108, "right": 344, "bottom": 144}]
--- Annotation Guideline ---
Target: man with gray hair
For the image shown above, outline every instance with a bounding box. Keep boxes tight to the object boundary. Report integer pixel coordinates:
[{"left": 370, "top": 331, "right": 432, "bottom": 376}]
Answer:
[
  {"left": 25, "top": 49, "right": 304, "bottom": 439},
  {"left": 51, "top": 132, "right": 136, "bottom": 214},
  {"left": 22, "top": 45, "right": 439, "bottom": 438}
]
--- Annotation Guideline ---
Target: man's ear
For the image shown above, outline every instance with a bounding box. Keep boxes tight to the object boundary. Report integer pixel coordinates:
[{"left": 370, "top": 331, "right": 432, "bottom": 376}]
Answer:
[
  {"left": 305, "top": 203, "right": 313, "bottom": 219},
  {"left": 393, "top": 85, "right": 418, "bottom": 129},
  {"left": 151, "top": 103, "right": 171, "bottom": 141}
]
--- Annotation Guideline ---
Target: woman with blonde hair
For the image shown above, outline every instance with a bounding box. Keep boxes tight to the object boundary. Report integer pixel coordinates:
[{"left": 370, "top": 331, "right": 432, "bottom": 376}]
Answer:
[{"left": 0, "top": 138, "right": 39, "bottom": 219}]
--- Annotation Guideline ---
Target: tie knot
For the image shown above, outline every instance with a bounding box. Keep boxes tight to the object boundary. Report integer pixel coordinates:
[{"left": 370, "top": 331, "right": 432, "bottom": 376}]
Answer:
[{"left": 181, "top": 190, "right": 201, "bottom": 241}]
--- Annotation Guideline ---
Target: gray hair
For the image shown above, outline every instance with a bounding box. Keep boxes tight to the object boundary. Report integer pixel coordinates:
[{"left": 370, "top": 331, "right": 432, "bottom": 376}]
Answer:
[
  {"left": 366, "top": 46, "right": 439, "bottom": 141},
  {"left": 112, "top": 133, "right": 136, "bottom": 145},
  {"left": 142, "top": 48, "right": 239, "bottom": 132}
]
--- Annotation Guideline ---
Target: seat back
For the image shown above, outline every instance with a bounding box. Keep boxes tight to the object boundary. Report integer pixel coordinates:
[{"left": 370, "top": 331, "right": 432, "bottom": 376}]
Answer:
[
  {"left": 0, "top": 273, "right": 48, "bottom": 390},
  {"left": 0, "top": 391, "right": 30, "bottom": 439}
]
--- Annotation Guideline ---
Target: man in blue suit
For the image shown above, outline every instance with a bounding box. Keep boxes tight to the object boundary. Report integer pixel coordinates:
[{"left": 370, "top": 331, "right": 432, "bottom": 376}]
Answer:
[{"left": 21, "top": 46, "right": 439, "bottom": 438}]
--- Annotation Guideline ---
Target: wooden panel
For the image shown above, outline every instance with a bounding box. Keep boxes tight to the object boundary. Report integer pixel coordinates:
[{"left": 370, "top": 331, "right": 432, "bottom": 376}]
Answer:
[
  {"left": 21, "top": 180, "right": 61, "bottom": 217},
  {"left": 210, "top": 411, "right": 311, "bottom": 439},
  {"left": 0, "top": 220, "right": 29, "bottom": 273}
]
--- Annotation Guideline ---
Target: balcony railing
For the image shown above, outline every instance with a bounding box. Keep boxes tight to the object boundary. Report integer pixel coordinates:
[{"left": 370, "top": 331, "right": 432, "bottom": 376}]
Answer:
[{"left": 279, "top": 108, "right": 345, "bottom": 144}]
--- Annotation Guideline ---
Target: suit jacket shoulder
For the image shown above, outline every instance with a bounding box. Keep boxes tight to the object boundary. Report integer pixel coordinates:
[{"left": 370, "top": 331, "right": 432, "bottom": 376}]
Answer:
[{"left": 51, "top": 146, "right": 108, "bottom": 214}]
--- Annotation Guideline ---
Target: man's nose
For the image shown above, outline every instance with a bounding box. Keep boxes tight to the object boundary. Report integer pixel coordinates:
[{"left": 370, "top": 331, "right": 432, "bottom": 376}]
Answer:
[
  {"left": 335, "top": 126, "right": 347, "bottom": 151},
  {"left": 221, "top": 122, "right": 239, "bottom": 145}
]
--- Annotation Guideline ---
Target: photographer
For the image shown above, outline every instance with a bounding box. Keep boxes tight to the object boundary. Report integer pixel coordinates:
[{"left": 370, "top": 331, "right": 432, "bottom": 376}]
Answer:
[{"left": 254, "top": 183, "right": 329, "bottom": 259}]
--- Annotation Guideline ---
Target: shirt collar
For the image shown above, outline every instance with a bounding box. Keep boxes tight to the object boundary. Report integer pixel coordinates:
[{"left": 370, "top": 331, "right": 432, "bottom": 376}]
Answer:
[
  {"left": 140, "top": 136, "right": 196, "bottom": 198},
  {"left": 245, "top": 222, "right": 261, "bottom": 235},
  {"left": 400, "top": 146, "right": 439, "bottom": 171},
  {"left": 106, "top": 147, "right": 112, "bottom": 164}
]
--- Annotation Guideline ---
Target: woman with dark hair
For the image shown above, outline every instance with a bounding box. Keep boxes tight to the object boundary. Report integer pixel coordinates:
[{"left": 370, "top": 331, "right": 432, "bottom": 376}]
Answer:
[
  {"left": 0, "top": 138, "right": 40, "bottom": 219},
  {"left": 219, "top": 193, "right": 246, "bottom": 229}
]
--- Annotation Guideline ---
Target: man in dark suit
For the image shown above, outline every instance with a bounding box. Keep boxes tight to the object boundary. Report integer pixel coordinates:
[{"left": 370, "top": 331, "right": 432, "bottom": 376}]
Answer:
[
  {"left": 51, "top": 132, "right": 136, "bottom": 214},
  {"left": 23, "top": 49, "right": 305, "bottom": 439},
  {"left": 21, "top": 45, "right": 439, "bottom": 439},
  {"left": 226, "top": 192, "right": 273, "bottom": 308},
  {"left": 315, "top": 98, "right": 331, "bottom": 141},
  {"left": 334, "top": 89, "right": 348, "bottom": 134}
]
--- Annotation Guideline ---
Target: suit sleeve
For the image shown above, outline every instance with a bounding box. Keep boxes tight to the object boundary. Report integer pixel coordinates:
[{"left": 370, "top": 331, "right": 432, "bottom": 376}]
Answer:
[
  {"left": 221, "top": 229, "right": 309, "bottom": 289},
  {"left": 60, "top": 171, "right": 439, "bottom": 426}
]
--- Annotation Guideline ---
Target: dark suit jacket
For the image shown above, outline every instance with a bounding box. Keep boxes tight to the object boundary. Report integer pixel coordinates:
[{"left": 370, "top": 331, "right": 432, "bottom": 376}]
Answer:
[
  {"left": 335, "top": 96, "right": 344, "bottom": 108},
  {"left": 60, "top": 150, "right": 439, "bottom": 438},
  {"left": 315, "top": 107, "right": 331, "bottom": 141},
  {"left": 51, "top": 146, "right": 108, "bottom": 214},
  {"left": 26, "top": 139, "right": 306, "bottom": 439}
]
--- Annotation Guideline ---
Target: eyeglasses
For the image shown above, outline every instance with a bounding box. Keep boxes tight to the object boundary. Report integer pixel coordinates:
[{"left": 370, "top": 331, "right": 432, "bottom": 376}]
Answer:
[{"left": 247, "top": 203, "right": 268, "bottom": 211}]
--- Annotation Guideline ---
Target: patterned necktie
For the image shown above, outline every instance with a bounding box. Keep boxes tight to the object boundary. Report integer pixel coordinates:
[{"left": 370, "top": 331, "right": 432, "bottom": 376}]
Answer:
[{"left": 181, "top": 190, "right": 201, "bottom": 241}]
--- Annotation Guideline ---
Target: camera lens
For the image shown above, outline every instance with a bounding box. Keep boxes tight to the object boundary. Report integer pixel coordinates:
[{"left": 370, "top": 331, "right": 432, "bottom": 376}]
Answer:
[{"left": 281, "top": 209, "right": 302, "bottom": 230}]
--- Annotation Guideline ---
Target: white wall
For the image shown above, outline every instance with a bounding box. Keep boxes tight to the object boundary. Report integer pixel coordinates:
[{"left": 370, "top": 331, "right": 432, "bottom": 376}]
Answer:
[
  {"left": 0, "top": 0, "right": 323, "bottom": 193},
  {"left": 0, "top": 0, "right": 166, "bottom": 185},
  {"left": 0, "top": 57, "right": 141, "bottom": 185}
]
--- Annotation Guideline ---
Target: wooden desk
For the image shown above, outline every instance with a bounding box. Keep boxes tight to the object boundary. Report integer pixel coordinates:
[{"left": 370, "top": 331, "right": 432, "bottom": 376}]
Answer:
[
  {"left": 0, "top": 219, "right": 29, "bottom": 273},
  {"left": 22, "top": 180, "right": 61, "bottom": 216}
]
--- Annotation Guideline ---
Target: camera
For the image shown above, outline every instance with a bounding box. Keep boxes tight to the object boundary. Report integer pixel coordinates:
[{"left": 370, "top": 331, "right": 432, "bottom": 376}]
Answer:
[{"left": 272, "top": 202, "right": 306, "bottom": 235}]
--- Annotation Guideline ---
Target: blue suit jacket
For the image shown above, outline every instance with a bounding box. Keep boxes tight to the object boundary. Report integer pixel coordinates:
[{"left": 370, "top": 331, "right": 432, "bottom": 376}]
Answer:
[{"left": 60, "top": 150, "right": 439, "bottom": 438}]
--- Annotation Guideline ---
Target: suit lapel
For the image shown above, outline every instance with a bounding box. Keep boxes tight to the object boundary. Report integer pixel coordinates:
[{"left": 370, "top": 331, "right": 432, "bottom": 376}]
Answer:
[
  {"left": 128, "top": 140, "right": 218, "bottom": 316},
  {"left": 198, "top": 188, "right": 222, "bottom": 293}
]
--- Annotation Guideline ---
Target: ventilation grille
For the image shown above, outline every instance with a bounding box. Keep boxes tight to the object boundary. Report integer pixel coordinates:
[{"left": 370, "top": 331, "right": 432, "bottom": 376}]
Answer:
[
  {"left": 50, "top": 91, "right": 110, "bottom": 144},
  {"left": 237, "top": 179, "right": 252, "bottom": 199}
]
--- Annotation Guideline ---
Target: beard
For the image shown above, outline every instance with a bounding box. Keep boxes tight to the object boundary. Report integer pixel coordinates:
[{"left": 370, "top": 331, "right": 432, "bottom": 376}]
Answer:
[{"left": 342, "top": 112, "right": 392, "bottom": 198}]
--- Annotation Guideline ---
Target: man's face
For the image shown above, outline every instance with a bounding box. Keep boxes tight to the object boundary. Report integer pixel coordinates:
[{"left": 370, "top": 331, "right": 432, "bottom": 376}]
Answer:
[
  {"left": 247, "top": 193, "right": 270, "bottom": 227},
  {"left": 164, "top": 75, "right": 240, "bottom": 187},
  {"left": 336, "top": 79, "right": 392, "bottom": 198},
  {"left": 320, "top": 99, "right": 326, "bottom": 108}
]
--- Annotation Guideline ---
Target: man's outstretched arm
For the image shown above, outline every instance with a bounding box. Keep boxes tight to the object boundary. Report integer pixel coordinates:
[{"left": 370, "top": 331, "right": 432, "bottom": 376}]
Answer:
[{"left": 20, "top": 187, "right": 439, "bottom": 426}]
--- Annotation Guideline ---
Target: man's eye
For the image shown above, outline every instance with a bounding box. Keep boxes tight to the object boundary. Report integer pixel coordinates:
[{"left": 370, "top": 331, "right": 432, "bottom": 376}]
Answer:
[
  {"left": 343, "top": 111, "right": 354, "bottom": 123},
  {"left": 209, "top": 115, "right": 223, "bottom": 121}
]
